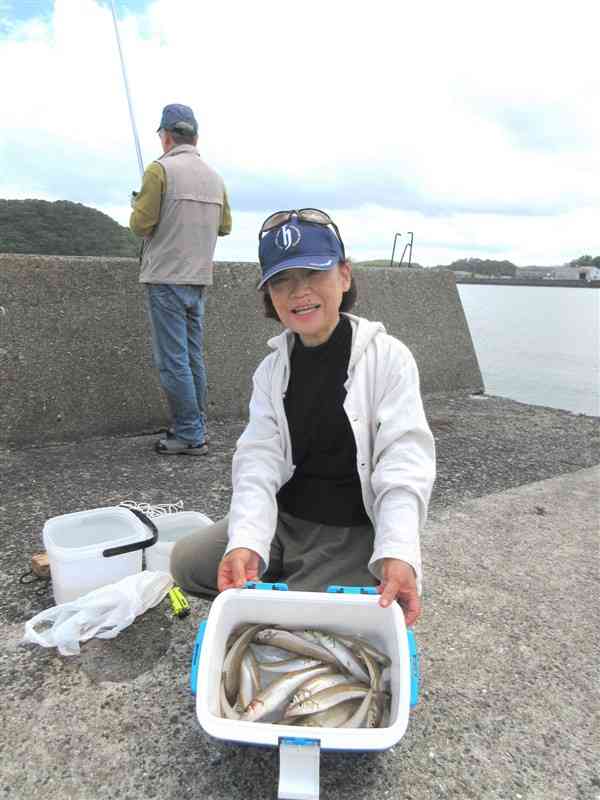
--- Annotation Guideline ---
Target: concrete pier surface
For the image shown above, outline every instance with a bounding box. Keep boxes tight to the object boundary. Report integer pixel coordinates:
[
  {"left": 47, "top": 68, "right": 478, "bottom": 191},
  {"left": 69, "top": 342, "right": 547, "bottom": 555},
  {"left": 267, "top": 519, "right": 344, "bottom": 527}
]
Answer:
[{"left": 1, "top": 394, "right": 598, "bottom": 800}]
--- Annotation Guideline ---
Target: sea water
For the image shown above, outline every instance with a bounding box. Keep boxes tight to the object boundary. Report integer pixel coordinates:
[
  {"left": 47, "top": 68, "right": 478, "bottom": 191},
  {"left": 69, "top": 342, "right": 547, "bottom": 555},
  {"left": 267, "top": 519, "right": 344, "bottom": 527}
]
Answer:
[{"left": 457, "top": 284, "right": 599, "bottom": 417}]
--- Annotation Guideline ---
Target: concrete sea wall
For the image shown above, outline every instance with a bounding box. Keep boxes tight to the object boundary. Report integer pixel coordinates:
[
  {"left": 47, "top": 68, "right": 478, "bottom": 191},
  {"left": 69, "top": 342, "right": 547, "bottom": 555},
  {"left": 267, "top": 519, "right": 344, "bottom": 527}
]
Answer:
[{"left": 0, "top": 255, "right": 483, "bottom": 447}]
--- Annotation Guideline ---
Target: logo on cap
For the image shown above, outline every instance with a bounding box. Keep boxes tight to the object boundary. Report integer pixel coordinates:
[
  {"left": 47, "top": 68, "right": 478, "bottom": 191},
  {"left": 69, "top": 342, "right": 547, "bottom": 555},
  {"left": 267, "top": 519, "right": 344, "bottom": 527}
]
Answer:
[{"left": 275, "top": 224, "right": 301, "bottom": 252}]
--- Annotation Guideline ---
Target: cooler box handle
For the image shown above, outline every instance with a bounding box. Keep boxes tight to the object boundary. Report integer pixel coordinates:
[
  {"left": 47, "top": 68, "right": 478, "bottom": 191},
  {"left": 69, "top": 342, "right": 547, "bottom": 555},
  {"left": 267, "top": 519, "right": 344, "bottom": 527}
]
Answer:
[
  {"left": 244, "top": 581, "right": 289, "bottom": 591},
  {"left": 190, "top": 620, "right": 207, "bottom": 695},
  {"left": 102, "top": 507, "right": 159, "bottom": 558},
  {"left": 326, "top": 585, "right": 378, "bottom": 594},
  {"left": 407, "top": 628, "right": 419, "bottom": 707}
]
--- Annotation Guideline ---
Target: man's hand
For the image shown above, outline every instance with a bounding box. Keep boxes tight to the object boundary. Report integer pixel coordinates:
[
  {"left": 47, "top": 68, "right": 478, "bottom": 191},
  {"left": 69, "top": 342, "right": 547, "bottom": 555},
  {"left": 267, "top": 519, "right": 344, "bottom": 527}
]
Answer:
[
  {"left": 217, "top": 548, "right": 261, "bottom": 592},
  {"left": 130, "top": 190, "right": 139, "bottom": 209},
  {"left": 377, "top": 558, "right": 421, "bottom": 626}
]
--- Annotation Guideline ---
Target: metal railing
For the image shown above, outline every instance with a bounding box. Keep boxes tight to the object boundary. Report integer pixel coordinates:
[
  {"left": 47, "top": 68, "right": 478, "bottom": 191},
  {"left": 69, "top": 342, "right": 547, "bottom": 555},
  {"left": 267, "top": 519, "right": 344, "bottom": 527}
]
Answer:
[{"left": 390, "top": 231, "right": 414, "bottom": 267}]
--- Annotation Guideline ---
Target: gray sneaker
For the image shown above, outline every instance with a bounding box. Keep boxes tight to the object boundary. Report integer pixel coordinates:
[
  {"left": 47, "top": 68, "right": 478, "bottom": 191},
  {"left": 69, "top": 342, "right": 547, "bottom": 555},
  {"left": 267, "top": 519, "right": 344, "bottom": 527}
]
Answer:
[
  {"left": 155, "top": 437, "right": 208, "bottom": 456},
  {"left": 167, "top": 427, "right": 209, "bottom": 444}
]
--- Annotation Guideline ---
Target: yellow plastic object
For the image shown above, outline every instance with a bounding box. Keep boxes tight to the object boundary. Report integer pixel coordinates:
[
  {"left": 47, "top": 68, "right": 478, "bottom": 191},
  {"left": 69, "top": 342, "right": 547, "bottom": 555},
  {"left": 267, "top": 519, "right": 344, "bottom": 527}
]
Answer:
[{"left": 168, "top": 586, "right": 190, "bottom": 618}]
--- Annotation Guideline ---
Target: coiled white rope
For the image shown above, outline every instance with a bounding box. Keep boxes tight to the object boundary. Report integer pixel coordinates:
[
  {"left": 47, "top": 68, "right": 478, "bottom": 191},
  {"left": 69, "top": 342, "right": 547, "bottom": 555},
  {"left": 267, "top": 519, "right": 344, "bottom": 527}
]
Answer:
[{"left": 118, "top": 500, "right": 184, "bottom": 517}]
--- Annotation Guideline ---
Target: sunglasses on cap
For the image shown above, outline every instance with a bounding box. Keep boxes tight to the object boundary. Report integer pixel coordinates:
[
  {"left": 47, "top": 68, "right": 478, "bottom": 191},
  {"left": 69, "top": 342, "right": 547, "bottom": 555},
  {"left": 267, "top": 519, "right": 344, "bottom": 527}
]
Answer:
[{"left": 258, "top": 208, "right": 345, "bottom": 259}]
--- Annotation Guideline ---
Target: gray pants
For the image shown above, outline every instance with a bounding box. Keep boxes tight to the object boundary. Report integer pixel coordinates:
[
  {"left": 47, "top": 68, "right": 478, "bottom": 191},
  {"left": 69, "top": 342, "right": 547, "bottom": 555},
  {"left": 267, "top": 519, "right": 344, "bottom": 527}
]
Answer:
[{"left": 170, "top": 510, "right": 378, "bottom": 597}]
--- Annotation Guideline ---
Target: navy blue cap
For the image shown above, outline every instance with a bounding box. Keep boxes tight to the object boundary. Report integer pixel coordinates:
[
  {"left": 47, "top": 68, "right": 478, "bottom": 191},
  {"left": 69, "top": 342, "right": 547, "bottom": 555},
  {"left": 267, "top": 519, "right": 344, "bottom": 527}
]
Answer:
[
  {"left": 258, "top": 219, "right": 344, "bottom": 289},
  {"left": 157, "top": 104, "right": 198, "bottom": 135}
]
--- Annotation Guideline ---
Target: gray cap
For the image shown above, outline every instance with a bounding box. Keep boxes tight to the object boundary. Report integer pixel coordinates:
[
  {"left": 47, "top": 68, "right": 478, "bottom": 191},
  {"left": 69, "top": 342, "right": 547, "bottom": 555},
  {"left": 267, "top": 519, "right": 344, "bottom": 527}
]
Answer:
[{"left": 157, "top": 104, "right": 198, "bottom": 135}]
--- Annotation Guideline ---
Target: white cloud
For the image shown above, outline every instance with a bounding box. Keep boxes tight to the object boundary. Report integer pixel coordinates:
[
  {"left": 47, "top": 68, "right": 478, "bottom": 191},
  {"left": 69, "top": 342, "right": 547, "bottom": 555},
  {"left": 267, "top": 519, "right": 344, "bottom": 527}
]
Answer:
[{"left": 2, "top": 0, "right": 599, "bottom": 265}]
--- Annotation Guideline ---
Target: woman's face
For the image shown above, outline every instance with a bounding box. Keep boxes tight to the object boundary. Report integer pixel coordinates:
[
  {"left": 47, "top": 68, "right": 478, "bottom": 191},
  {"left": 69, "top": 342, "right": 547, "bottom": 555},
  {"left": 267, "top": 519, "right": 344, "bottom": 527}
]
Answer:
[{"left": 267, "top": 262, "right": 352, "bottom": 346}]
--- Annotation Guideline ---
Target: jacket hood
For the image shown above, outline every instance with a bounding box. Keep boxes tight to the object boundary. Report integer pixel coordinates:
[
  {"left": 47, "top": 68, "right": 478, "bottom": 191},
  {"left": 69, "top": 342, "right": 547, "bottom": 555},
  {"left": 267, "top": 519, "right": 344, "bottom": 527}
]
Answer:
[{"left": 267, "top": 313, "right": 386, "bottom": 370}]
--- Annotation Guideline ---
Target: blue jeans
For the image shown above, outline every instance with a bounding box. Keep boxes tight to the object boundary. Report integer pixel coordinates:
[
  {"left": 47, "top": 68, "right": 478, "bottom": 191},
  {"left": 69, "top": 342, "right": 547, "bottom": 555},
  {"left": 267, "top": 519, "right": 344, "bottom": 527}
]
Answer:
[{"left": 146, "top": 284, "right": 207, "bottom": 446}]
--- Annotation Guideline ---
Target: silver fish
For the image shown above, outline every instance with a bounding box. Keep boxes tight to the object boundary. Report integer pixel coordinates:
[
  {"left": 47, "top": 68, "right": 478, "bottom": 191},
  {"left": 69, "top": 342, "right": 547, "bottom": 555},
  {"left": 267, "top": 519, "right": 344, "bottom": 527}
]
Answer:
[
  {"left": 241, "top": 664, "right": 332, "bottom": 723},
  {"left": 337, "top": 634, "right": 391, "bottom": 666},
  {"left": 258, "top": 656, "right": 323, "bottom": 673},
  {"left": 253, "top": 629, "right": 338, "bottom": 665},
  {"left": 367, "top": 692, "right": 386, "bottom": 728},
  {"left": 295, "top": 699, "right": 361, "bottom": 728},
  {"left": 285, "top": 682, "right": 370, "bottom": 718},
  {"left": 300, "top": 629, "right": 370, "bottom": 683},
  {"left": 226, "top": 622, "right": 256, "bottom": 650},
  {"left": 360, "top": 647, "right": 385, "bottom": 728},
  {"left": 222, "top": 623, "right": 264, "bottom": 704},
  {"left": 380, "top": 699, "right": 391, "bottom": 728},
  {"left": 238, "top": 648, "right": 261, "bottom": 710},
  {"left": 342, "top": 689, "right": 373, "bottom": 728},
  {"left": 290, "top": 671, "right": 351, "bottom": 706},
  {"left": 220, "top": 681, "right": 240, "bottom": 721},
  {"left": 250, "top": 643, "right": 295, "bottom": 662},
  {"left": 359, "top": 646, "right": 380, "bottom": 689}
]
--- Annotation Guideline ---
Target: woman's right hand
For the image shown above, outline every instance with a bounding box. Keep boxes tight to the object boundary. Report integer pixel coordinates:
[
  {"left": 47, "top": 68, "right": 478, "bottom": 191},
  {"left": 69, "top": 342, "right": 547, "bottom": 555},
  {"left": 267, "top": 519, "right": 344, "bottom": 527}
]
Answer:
[{"left": 217, "top": 547, "right": 261, "bottom": 592}]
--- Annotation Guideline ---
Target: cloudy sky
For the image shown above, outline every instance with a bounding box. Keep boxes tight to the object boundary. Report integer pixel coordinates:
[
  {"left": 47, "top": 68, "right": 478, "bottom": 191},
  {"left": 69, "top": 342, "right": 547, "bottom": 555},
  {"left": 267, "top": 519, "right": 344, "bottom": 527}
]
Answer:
[{"left": 1, "top": 0, "right": 598, "bottom": 266}]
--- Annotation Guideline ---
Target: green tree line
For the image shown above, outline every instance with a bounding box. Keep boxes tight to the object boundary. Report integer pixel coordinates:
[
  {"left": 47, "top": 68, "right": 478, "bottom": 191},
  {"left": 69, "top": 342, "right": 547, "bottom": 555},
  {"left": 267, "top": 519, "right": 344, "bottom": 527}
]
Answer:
[
  {"left": 569, "top": 255, "right": 600, "bottom": 268},
  {"left": 0, "top": 199, "right": 139, "bottom": 257},
  {"left": 441, "top": 258, "right": 517, "bottom": 277}
]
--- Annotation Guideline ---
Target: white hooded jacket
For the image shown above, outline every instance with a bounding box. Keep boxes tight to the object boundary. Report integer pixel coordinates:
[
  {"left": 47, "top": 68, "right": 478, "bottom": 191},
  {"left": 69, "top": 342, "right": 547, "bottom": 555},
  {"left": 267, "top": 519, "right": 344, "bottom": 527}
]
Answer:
[{"left": 226, "top": 313, "right": 436, "bottom": 593}]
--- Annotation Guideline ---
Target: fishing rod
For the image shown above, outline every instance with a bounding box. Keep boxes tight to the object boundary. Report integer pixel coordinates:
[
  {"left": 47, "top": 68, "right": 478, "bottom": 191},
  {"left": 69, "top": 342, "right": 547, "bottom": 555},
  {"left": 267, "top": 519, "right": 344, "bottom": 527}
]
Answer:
[{"left": 109, "top": 0, "right": 144, "bottom": 180}]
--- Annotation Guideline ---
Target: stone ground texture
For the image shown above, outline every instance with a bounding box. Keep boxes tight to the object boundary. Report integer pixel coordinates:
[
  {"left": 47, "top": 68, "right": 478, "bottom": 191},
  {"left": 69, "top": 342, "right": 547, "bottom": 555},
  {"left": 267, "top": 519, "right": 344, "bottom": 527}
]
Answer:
[{"left": 1, "top": 393, "right": 599, "bottom": 800}]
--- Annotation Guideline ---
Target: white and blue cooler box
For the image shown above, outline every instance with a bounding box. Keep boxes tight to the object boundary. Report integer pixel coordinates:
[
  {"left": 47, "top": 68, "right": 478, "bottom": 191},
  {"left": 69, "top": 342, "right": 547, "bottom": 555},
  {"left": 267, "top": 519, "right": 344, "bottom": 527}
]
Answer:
[{"left": 190, "top": 583, "right": 419, "bottom": 800}]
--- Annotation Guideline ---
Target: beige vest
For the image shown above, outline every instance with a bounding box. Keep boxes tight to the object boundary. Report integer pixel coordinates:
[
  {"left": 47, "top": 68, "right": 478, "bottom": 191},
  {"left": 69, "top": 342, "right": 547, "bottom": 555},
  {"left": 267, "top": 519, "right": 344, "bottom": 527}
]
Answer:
[{"left": 139, "top": 145, "right": 225, "bottom": 285}]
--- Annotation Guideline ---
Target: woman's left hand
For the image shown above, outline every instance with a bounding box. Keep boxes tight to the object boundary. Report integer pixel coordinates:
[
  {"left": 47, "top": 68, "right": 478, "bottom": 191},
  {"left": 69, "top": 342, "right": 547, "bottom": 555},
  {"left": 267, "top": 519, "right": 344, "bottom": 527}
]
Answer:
[{"left": 377, "top": 558, "right": 421, "bottom": 626}]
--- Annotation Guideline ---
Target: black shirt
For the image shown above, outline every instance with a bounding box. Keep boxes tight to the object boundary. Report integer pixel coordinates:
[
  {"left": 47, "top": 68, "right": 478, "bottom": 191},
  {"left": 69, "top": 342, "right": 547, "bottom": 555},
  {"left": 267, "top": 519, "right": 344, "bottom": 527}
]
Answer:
[{"left": 277, "top": 316, "right": 369, "bottom": 526}]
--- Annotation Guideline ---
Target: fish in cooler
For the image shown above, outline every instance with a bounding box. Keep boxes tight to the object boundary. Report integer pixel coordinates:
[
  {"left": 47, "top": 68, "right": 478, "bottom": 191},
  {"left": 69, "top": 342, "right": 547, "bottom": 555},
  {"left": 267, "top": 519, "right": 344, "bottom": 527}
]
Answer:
[{"left": 219, "top": 624, "right": 391, "bottom": 728}]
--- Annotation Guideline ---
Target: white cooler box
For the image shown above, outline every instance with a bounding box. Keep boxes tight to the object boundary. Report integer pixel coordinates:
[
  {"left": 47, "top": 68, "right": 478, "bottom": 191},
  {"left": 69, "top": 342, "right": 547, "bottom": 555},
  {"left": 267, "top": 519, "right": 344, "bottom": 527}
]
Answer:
[
  {"left": 145, "top": 511, "right": 213, "bottom": 575},
  {"left": 190, "top": 582, "right": 419, "bottom": 800}
]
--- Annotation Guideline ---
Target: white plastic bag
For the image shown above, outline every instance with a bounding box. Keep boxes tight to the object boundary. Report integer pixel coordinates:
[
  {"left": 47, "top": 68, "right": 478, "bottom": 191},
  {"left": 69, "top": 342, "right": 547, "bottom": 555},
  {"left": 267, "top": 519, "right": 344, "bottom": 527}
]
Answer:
[{"left": 23, "top": 571, "right": 174, "bottom": 656}]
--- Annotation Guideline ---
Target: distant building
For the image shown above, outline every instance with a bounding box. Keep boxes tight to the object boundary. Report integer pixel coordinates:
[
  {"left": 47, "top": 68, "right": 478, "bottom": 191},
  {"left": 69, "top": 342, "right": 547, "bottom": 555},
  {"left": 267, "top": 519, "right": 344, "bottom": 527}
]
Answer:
[
  {"left": 552, "top": 266, "right": 585, "bottom": 281},
  {"left": 518, "top": 268, "right": 554, "bottom": 279},
  {"left": 551, "top": 265, "right": 599, "bottom": 281},
  {"left": 578, "top": 266, "right": 600, "bottom": 282}
]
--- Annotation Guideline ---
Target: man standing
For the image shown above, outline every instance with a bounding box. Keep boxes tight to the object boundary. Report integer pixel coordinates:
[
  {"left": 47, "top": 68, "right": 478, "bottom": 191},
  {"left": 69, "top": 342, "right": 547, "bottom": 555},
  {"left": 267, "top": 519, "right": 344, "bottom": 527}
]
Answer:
[{"left": 130, "top": 103, "right": 231, "bottom": 455}]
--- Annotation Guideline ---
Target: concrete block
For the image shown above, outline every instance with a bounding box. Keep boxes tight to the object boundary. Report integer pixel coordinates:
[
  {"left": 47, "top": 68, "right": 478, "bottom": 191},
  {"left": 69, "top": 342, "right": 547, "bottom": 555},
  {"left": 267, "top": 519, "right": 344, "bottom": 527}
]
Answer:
[{"left": 0, "top": 255, "right": 482, "bottom": 447}]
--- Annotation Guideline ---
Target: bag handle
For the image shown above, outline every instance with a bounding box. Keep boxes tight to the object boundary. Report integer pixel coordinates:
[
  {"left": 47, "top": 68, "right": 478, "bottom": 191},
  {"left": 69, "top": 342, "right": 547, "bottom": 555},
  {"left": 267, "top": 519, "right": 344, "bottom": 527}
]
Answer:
[{"left": 103, "top": 507, "right": 158, "bottom": 558}]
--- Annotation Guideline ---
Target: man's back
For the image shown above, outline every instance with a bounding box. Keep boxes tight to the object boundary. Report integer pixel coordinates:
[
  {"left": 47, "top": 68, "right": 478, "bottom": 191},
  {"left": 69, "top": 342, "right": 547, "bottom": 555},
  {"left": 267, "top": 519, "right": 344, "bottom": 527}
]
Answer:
[{"left": 137, "top": 144, "right": 226, "bottom": 286}]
